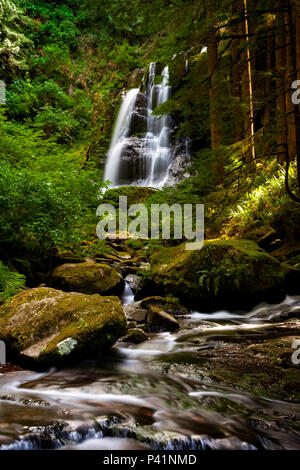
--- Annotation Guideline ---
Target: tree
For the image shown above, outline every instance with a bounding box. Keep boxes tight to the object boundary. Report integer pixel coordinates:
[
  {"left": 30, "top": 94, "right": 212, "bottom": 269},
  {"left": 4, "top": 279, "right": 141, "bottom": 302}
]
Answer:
[{"left": 0, "top": 0, "right": 32, "bottom": 77}]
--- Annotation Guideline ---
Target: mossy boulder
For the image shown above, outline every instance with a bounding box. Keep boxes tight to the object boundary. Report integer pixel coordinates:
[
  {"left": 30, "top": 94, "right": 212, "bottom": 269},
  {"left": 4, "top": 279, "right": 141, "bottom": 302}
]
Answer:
[
  {"left": 51, "top": 262, "right": 124, "bottom": 295},
  {"left": 0, "top": 287, "right": 127, "bottom": 366},
  {"left": 140, "top": 296, "right": 188, "bottom": 315},
  {"left": 146, "top": 306, "right": 180, "bottom": 332},
  {"left": 121, "top": 328, "right": 149, "bottom": 344},
  {"left": 150, "top": 239, "right": 285, "bottom": 309}
]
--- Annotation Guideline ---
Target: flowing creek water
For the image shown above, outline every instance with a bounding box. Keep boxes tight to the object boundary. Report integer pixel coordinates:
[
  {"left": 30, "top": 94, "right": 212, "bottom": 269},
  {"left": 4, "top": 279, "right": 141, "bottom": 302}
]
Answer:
[{"left": 1, "top": 294, "right": 300, "bottom": 450}]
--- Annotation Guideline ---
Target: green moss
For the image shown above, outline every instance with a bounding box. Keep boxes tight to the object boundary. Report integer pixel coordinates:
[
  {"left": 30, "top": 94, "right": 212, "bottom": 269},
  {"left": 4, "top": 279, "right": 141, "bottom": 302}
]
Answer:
[
  {"left": 150, "top": 239, "right": 284, "bottom": 308},
  {"left": 100, "top": 186, "right": 155, "bottom": 207},
  {"left": 0, "top": 287, "right": 127, "bottom": 365},
  {"left": 51, "top": 262, "right": 123, "bottom": 295}
]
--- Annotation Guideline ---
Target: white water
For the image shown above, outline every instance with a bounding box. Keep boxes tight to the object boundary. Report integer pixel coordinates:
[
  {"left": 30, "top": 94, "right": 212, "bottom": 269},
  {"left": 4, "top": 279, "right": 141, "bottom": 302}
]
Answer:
[
  {"left": 121, "top": 282, "right": 135, "bottom": 305},
  {"left": 104, "top": 63, "right": 173, "bottom": 188},
  {"left": 104, "top": 88, "right": 140, "bottom": 186},
  {"left": 141, "top": 63, "right": 172, "bottom": 187}
]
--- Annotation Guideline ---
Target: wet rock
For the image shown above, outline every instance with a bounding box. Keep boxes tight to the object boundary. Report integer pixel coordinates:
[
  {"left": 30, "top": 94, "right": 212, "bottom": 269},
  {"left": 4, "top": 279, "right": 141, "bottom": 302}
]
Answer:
[
  {"left": 125, "top": 274, "right": 140, "bottom": 293},
  {"left": 150, "top": 239, "right": 285, "bottom": 310},
  {"left": 146, "top": 306, "right": 180, "bottom": 332},
  {"left": 51, "top": 262, "right": 124, "bottom": 296},
  {"left": 124, "top": 302, "right": 147, "bottom": 323},
  {"left": 164, "top": 138, "right": 192, "bottom": 187},
  {"left": 128, "top": 111, "right": 147, "bottom": 136},
  {"left": 116, "top": 138, "right": 145, "bottom": 184},
  {"left": 140, "top": 296, "right": 188, "bottom": 315},
  {"left": 121, "top": 328, "right": 149, "bottom": 344},
  {"left": 0, "top": 288, "right": 127, "bottom": 366},
  {"left": 282, "top": 263, "right": 300, "bottom": 295}
]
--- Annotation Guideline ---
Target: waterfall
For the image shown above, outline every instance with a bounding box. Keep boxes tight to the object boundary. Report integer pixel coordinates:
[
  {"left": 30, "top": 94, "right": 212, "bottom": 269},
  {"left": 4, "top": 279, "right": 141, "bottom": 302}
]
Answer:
[
  {"left": 104, "top": 63, "right": 173, "bottom": 188},
  {"left": 104, "top": 88, "right": 139, "bottom": 186},
  {"left": 142, "top": 64, "right": 172, "bottom": 187}
]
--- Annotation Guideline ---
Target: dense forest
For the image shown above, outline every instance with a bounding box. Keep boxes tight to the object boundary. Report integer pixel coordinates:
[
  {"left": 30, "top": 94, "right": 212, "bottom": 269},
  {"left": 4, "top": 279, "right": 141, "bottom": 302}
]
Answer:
[{"left": 0, "top": 0, "right": 300, "bottom": 452}]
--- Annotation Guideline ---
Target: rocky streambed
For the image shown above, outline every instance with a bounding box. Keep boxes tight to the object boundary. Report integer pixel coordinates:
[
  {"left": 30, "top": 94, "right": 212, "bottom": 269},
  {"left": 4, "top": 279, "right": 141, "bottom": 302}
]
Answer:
[{"left": 0, "top": 237, "right": 300, "bottom": 450}]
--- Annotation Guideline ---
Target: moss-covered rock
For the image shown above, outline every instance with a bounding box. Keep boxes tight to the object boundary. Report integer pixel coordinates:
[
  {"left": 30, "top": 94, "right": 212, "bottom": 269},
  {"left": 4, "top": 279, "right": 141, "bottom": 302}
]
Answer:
[
  {"left": 51, "top": 262, "right": 124, "bottom": 295},
  {"left": 121, "top": 328, "right": 149, "bottom": 344},
  {"left": 140, "top": 296, "right": 188, "bottom": 315},
  {"left": 146, "top": 306, "right": 180, "bottom": 332},
  {"left": 150, "top": 239, "right": 285, "bottom": 309},
  {"left": 0, "top": 287, "right": 127, "bottom": 366}
]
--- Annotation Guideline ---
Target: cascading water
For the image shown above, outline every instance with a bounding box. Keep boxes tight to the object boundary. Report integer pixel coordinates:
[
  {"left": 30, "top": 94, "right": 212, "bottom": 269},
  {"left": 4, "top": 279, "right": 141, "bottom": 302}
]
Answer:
[
  {"left": 103, "top": 63, "right": 173, "bottom": 188},
  {"left": 104, "top": 88, "right": 140, "bottom": 186},
  {"left": 141, "top": 63, "right": 172, "bottom": 187}
]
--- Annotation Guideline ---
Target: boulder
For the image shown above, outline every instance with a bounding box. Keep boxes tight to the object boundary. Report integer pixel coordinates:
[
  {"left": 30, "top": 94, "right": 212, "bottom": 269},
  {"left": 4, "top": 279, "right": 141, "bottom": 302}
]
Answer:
[
  {"left": 282, "top": 263, "right": 300, "bottom": 295},
  {"left": 150, "top": 240, "right": 285, "bottom": 309},
  {"left": 121, "top": 328, "right": 149, "bottom": 344},
  {"left": 146, "top": 306, "right": 180, "bottom": 332},
  {"left": 51, "top": 262, "right": 124, "bottom": 296},
  {"left": 140, "top": 296, "right": 188, "bottom": 315},
  {"left": 125, "top": 274, "right": 140, "bottom": 293},
  {"left": 128, "top": 111, "right": 147, "bottom": 136},
  {"left": 164, "top": 138, "right": 192, "bottom": 187},
  {"left": 0, "top": 288, "right": 127, "bottom": 366},
  {"left": 124, "top": 301, "right": 147, "bottom": 323}
]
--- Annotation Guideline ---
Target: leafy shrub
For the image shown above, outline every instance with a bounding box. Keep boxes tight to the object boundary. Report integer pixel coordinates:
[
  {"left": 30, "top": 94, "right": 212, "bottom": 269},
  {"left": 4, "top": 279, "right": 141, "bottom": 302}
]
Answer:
[{"left": 0, "top": 262, "right": 25, "bottom": 304}]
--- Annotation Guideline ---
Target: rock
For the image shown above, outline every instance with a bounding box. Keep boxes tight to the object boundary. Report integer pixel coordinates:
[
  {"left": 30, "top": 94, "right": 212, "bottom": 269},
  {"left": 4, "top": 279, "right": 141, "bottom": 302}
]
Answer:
[
  {"left": 127, "top": 68, "right": 146, "bottom": 88},
  {"left": 127, "top": 92, "right": 148, "bottom": 136},
  {"left": 150, "top": 239, "right": 285, "bottom": 309},
  {"left": 0, "top": 288, "right": 127, "bottom": 366},
  {"left": 286, "top": 254, "right": 300, "bottom": 268},
  {"left": 282, "top": 263, "right": 300, "bottom": 295},
  {"left": 52, "top": 251, "right": 85, "bottom": 265},
  {"left": 125, "top": 274, "right": 140, "bottom": 293},
  {"left": 146, "top": 306, "right": 180, "bottom": 332},
  {"left": 128, "top": 111, "right": 147, "bottom": 136},
  {"left": 140, "top": 296, "right": 188, "bottom": 315},
  {"left": 124, "top": 301, "right": 147, "bottom": 323},
  {"left": 164, "top": 138, "right": 192, "bottom": 187},
  {"left": 51, "top": 262, "right": 124, "bottom": 296},
  {"left": 121, "top": 328, "right": 149, "bottom": 344},
  {"left": 257, "top": 229, "right": 282, "bottom": 252},
  {"left": 117, "top": 138, "right": 145, "bottom": 184}
]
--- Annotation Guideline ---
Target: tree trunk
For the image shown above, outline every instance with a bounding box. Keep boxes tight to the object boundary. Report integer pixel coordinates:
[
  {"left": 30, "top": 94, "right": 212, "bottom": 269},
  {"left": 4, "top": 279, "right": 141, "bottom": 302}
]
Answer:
[
  {"left": 242, "top": 0, "right": 256, "bottom": 162},
  {"left": 285, "top": 1, "right": 297, "bottom": 161},
  {"left": 232, "top": 3, "right": 244, "bottom": 141},
  {"left": 264, "top": 25, "right": 273, "bottom": 127},
  {"left": 207, "top": 13, "right": 222, "bottom": 150},
  {"left": 293, "top": 0, "right": 300, "bottom": 188},
  {"left": 275, "top": 0, "right": 288, "bottom": 164}
]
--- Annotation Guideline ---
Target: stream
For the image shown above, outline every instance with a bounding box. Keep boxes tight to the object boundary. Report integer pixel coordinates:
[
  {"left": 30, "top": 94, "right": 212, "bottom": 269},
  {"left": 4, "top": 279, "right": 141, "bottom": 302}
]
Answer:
[{"left": 1, "top": 294, "right": 300, "bottom": 450}]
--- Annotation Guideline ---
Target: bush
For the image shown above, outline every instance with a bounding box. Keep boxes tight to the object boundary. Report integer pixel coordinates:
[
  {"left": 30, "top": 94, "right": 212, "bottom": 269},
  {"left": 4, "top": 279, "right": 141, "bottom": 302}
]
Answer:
[{"left": 0, "top": 262, "right": 25, "bottom": 304}]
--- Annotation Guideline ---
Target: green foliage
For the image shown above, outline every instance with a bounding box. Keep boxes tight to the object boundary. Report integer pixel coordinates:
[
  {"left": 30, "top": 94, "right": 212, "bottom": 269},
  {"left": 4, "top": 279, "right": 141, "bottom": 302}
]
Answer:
[
  {"left": 0, "top": 262, "right": 25, "bottom": 303},
  {"left": 0, "top": 0, "right": 32, "bottom": 76},
  {"left": 0, "top": 109, "right": 103, "bottom": 254},
  {"left": 226, "top": 166, "right": 300, "bottom": 237}
]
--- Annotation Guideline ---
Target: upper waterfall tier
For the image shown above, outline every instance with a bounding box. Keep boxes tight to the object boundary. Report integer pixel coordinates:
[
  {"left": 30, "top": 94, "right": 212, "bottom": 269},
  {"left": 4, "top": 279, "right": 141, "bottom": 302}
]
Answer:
[{"left": 103, "top": 63, "right": 175, "bottom": 188}]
